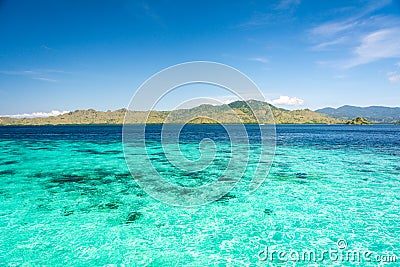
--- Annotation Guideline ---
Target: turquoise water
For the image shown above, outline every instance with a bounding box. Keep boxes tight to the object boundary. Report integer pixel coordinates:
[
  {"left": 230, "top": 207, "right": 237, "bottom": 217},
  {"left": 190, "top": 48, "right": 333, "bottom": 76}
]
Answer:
[{"left": 0, "top": 125, "right": 399, "bottom": 266}]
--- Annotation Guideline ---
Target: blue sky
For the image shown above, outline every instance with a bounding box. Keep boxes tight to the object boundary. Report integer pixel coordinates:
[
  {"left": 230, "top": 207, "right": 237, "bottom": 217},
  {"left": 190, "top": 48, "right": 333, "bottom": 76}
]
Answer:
[{"left": 1, "top": 0, "right": 400, "bottom": 116}]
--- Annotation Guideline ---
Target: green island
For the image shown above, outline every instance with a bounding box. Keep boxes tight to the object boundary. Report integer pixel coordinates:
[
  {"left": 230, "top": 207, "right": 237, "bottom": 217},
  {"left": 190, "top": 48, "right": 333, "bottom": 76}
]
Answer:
[
  {"left": 0, "top": 100, "right": 371, "bottom": 125},
  {"left": 345, "top": 117, "right": 372, "bottom": 125}
]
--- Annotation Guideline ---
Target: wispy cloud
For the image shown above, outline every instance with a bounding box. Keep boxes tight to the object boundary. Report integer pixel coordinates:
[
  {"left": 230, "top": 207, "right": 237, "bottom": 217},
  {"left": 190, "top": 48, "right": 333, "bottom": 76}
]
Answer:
[
  {"left": 122, "top": 1, "right": 166, "bottom": 28},
  {"left": 222, "top": 53, "right": 270, "bottom": 64},
  {"left": 248, "top": 57, "right": 269, "bottom": 63},
  {"left": 275, "top": 0, "right": 301, "bottom": 10},
  {"left": 334, "top": 74, "right": 348, "bottom": 79},
  {"left": 269, "top": 95, "right": 304, "bottom": 106},
  {"left": 388, "top": 73, "right": 400, "bottom": 83},
  {"left": 344, "top": 27, "right": 400, "bottom": 68},
  {"left": 387, "top": 62, "right": 400, "bottom": 83},
  {"left": 40, "top": 44, "right": 57, "bottom": 51},
  {"left": 311, "top": 37, "right": 347, "bottom": 50},
  {"left": 311, "top": 0, "right": 392, "bottom": 37},
  {"left": 0, "top": 70, "right": 38, "bottom": 75},
  {"left": 1, "top": 110, "right": 69, "bottom": 118},
  {"left": 311, "top": 20, "right": 356, "bottom": 38},
  {"left": 309, "top": 0, "right": 400, "bottom": 68},
  {"left": 239, "top": 0, "right": 301, "bottom": 28},
  {"left": 32, "top": 77, "right": 58, "bottom": 82},
  {"left": 141, "top": 2, "right": 160, "bottom": 21},
  {"left": 0, "top": 68, "right": 66, "bottom": 82}
]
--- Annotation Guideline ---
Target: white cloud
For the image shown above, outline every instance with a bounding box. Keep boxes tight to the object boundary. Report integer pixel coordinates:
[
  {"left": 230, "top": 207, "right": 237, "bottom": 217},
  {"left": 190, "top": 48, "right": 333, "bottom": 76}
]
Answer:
[
  {"left": 41, "top": 45, "right": 56, "bottom": 51},
  {"left": 275, "top": 0, "right": 301, "bottom": 10},
  {"left": 344, "top": 27, "right": 400, "bottom": 68},
  {"left": 239, "top": 0, "right": 300, "bottom": 27},
  {"left": 311, "top": 20, "right": 356, "bottom": 38},
  {"left": 388, "top": 73, "right": 400, "bottom": 83},
  {"left": 248, "top": 57, "right": 268, "bottom": 63},
  {"left": 0, "top": 69, "right": 66, "bottom": 82},
  {"left": 311, "top": 37, "right": 347, "bottom": 50},
  {"left": 334, "top": 74, "right": 348, "bottom": 79},
  {"left": 270, "top": 96, "right": 304, "bottom": 106},
  {"left": 309, "top": 0, "right": 400, "bottom": 68},
  {"left": 33, "top": 77, "right": 57, "bottom": 82},
  {"left": 1, "top": 110, "right": 69, "bottom": 118},
  {"left": 310, "top": 0, "right": 393, "bottom": 37},
  {"left": 0, "top": 70, "right": 38, "bottom": 75}
]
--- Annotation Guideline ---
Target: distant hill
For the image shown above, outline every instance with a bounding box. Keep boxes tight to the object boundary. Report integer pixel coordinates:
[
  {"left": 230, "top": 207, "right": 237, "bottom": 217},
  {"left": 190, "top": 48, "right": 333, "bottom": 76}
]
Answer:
[
  {"left": 0, "top": 100, "right": 345, "bottom": 125},
  {"left": 316, "top": 105, "right": 400, "bottom": 123}
]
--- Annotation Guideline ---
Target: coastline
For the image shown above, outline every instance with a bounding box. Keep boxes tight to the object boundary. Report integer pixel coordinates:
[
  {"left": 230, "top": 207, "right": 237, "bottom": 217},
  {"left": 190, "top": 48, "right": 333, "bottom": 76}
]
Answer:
[{"left": 2, "top": 122, "right": 399, "bottom": 127}]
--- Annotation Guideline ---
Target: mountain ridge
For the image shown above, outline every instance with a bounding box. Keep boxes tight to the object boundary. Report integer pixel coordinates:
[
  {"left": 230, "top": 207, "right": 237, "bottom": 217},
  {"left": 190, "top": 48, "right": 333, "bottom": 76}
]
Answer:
[
  {"left": 316, "top": 105, "right": 400, "bottom": 123},
  {"left": 0, "top": 100, "right": 368, "bottom": 125}
]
